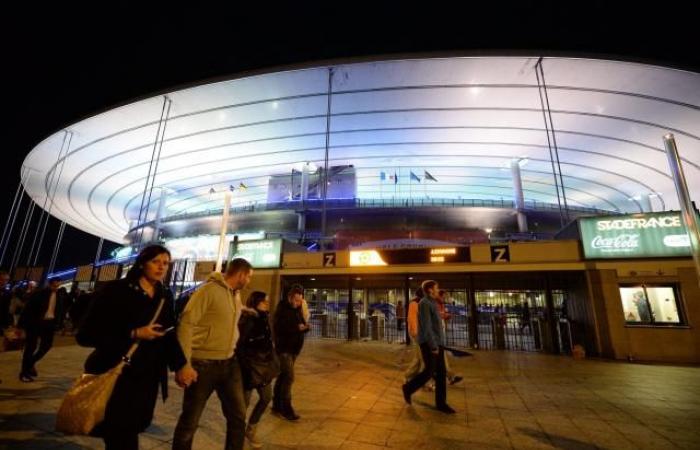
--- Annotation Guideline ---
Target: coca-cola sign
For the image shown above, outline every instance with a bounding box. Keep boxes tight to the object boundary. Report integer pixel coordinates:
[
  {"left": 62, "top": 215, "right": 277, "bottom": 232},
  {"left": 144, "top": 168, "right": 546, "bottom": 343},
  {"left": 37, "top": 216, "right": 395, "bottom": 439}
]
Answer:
[
  {"left": 580, "top": 212, "right": 692, "bottom": 259},
  {"left": 590, "top": 234, "right": 639, "bottom": 251}
]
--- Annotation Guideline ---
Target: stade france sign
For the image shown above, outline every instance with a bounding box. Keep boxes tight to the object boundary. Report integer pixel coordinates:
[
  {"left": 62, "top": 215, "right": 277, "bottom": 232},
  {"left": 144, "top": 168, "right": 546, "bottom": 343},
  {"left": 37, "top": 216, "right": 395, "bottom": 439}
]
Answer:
[
  {"left": 579, "top": 212, "right": 692, "bottom": 259},
  {"left": 229, "top": 238, "right": 282, "bottom": 268}
]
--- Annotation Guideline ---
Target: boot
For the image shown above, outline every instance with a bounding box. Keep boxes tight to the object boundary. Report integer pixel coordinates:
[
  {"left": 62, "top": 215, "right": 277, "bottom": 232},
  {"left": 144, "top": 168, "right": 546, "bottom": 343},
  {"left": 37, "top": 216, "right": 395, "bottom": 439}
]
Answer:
[
  {"left": 281, "top": 400, "right": 300, "bottom": 421},
  {"left": 245, "top": 423, "right": 263, "bottom": 449}
]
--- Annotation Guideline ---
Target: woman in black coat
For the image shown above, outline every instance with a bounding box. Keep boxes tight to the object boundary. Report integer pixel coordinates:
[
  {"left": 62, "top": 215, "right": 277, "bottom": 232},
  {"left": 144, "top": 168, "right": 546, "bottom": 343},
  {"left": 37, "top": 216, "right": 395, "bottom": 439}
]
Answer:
[
  {"left": 76, "top": 245, "right": 186, "bottom": 450},
  {"left": 237, "top": 291, "right": 275, "bottom": 449}
]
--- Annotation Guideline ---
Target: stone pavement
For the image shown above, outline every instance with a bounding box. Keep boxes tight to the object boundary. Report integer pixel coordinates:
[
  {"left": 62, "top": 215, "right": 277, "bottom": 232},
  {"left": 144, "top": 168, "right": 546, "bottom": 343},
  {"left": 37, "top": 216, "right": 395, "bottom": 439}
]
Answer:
[{"left": 1, "top": 338, "right": 699, "bottom": 449}]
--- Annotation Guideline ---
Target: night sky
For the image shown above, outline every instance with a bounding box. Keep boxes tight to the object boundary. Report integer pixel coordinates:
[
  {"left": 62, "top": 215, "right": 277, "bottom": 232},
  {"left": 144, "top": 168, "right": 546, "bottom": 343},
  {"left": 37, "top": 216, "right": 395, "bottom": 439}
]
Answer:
[{"left": 2, "top": 3, "right": 698, "bottom": 272}]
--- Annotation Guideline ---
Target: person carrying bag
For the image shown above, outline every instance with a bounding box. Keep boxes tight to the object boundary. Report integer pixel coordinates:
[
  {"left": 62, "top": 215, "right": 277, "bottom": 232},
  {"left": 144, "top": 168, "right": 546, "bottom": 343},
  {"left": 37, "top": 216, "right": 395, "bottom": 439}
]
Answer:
[
  {"left": 55, "top": 298, "right": 164, "bottom": 435},
  {"left": 57, "top": 245, "right": 186, "bottom": 450},
  {"left": 237, "top": 291, "right": 280, "bottom": 448}
]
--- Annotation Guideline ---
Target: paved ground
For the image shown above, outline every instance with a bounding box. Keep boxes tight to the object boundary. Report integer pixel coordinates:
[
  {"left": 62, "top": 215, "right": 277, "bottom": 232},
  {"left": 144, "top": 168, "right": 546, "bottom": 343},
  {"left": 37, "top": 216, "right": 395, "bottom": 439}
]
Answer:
[{"left": 1, "top": 338, "right": 699, "bottom": 449}]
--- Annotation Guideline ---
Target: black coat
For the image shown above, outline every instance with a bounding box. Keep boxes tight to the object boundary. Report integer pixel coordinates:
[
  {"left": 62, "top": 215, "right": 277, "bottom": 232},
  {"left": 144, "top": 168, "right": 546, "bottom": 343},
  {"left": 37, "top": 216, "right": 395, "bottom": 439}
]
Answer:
[
  {"left": 18, "top": 288, "right": 65, "bottom": 330},
  {"left": 76, "top": 278, "right": 186, "bottom": 436},
  {"left": 238, "top": 311, "right": 274, "bottom": 355},
  {"left": 273, "top": 299, "right": 307, "bottom": 355}
]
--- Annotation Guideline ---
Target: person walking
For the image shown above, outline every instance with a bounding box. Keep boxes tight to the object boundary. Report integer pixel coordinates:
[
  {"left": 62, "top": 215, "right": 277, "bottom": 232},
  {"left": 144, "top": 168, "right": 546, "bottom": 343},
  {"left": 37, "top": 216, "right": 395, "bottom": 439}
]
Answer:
[
  {"left": 0, "top": 270, "right": 11, "bottom": 331},
  {"left": 395, "top": 300, "right": 405, "bottom": 332},
  {"left": 272, "top": 284, "right": 309, "bottom": 421},
  {"left": 436, "top": 290, "right": 463, "bottom": 385},
  {"left": 402, "top": 280, "right": 455, "bottom": 414},
  {"left": 76, "top": 245, "right": 186, "bottom": 450},
  {"left": 238, "top": 291, "right": 277, "bottom": 448},
  {"left": 403, "top": 288, "right": 425, "bottom": 383},
  {"left": 173, "top": 258, "right": 253, "bottom": 450},
  {"left": 18, "top": 278, "right": 63, "bottom": 382}
]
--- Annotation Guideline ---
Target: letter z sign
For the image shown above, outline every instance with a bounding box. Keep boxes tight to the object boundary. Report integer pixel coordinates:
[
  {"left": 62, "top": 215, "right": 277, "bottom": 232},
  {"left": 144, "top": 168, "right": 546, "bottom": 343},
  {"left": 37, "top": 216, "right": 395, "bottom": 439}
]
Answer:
[
  {"left": 323, "top": 252, "right": 336, "bottom": 267},
  {"left": 490, "top": 245, "right": 510, "bottom": 263}
]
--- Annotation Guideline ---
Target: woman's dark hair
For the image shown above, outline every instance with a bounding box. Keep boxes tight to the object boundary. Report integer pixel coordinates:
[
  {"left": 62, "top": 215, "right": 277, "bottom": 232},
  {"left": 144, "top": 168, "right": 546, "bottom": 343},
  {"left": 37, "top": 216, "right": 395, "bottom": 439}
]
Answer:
[
  {"left": 246, "top": 291, "right": 268, "bottom": 309},
  {"left": 126, "top": 245, "right": 171, "bottom": 281}
]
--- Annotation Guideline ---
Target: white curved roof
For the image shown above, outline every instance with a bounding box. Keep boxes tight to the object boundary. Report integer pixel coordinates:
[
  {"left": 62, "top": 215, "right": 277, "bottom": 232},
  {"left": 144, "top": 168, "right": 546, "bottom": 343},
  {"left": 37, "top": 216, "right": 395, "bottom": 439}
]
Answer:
[{"left": 22, "top": 56, "right": 700, "bottom": 243}]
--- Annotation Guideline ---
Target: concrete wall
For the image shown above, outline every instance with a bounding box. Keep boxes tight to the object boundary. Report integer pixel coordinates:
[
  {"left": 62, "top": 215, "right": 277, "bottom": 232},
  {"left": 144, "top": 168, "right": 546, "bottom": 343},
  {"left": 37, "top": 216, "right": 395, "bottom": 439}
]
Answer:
[
  {"left": 239, "top": 269, "right": 281, "bottom": 310},
  {"left": 588, "top": 265, "right": 699, "bottom": 364}
]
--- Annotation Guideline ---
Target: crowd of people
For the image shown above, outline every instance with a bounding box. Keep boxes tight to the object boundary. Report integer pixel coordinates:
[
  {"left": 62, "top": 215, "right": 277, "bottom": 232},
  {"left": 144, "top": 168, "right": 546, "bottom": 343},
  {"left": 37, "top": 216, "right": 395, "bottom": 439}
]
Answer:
[{"left": 2, "top": 245, "right": 465, "bottom": 449}]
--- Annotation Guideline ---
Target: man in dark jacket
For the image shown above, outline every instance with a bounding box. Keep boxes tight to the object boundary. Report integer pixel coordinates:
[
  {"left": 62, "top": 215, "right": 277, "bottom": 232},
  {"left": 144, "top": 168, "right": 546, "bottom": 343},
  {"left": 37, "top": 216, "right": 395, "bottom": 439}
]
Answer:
[
  {"left": 272, "top": 284, "right": 309, "bottom": 421},
  {"left": 18, "top": 278, "right": 63, "bottom": 382},
  {"left": 0, "top": 270, "right": 11, "bottom": 330}
]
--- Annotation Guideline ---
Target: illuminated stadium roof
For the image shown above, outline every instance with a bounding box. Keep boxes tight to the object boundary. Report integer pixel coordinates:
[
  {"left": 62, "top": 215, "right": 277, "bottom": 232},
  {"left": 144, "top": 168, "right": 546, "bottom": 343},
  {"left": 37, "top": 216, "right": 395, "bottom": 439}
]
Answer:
[{"left": 21, "top": 57, "right": 700, "bottom": 243}]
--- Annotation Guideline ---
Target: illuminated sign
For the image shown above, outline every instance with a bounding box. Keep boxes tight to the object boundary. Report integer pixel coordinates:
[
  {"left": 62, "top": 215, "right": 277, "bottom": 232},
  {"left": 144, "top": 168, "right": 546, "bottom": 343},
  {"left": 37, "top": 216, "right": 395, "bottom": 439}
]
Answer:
[
  {"left": 229, "top": 238, "right": 282, "bottom": 268},
  {"left": 165, "top": 232, "right": 265, "bottom": 261},
  {"left": 350, "top": 247, "right": 469, "bottom": 266},
  {"left": 350, "top": 250, "right": 388, "bottom": 266},
  {"left": 580, "top": 212, "right": 691, "bottom": 259}
]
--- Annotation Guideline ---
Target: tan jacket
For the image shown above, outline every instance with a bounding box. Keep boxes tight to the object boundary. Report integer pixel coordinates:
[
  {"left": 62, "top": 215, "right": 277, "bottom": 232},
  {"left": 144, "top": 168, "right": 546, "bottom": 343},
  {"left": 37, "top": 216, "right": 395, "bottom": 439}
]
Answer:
[{"left": 177, "top": 272, "right": 242, "bottom": 364}]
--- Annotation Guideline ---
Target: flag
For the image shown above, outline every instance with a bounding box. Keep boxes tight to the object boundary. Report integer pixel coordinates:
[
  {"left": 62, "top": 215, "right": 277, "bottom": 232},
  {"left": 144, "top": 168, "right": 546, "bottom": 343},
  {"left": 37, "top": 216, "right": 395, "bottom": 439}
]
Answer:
[
  {"left": 208, "top": 187, "right": 216, "bottom": 195},
  {"left": 389, "top": 171, "right": 398, "bottom": 184},
  {"left": 424, "top": 170, "right": 438, "bottom": 182},
  {"left": 229, "top": 185, "right": 236, "bottom": 192},
  {"left": 410, "top": 171, "right": 421, "bottom": 183},
  {"left": 380, "top": 171, "right": 386, "bottom": 181},
  {"left": 239, "top": 182, "right": 248, "bottom": 191}
]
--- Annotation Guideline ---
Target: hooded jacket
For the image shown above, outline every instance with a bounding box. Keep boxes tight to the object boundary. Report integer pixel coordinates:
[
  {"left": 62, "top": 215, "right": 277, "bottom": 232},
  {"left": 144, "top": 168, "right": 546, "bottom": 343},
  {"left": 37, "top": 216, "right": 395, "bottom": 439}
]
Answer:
[{"left": 177, "top": 272, "right": 243, "bottom": 363}]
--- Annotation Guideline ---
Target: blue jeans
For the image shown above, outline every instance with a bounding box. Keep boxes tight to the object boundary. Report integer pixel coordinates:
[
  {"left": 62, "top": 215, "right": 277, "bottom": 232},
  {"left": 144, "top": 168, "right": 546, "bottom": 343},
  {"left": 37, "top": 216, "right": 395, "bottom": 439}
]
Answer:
[{"left": 172, "top": 356, "right": 246, "bottom": 450}]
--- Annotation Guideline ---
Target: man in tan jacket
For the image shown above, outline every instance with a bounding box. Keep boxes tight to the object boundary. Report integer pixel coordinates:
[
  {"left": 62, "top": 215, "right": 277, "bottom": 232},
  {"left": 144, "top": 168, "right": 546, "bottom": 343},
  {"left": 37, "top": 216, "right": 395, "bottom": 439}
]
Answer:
[{"left": 173, "top": 258, "right": 253, "bottom": 450}]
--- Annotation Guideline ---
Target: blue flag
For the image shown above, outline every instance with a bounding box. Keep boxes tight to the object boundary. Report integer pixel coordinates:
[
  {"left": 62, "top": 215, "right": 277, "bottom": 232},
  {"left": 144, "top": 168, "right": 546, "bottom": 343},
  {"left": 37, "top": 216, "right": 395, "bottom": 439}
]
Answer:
[
  {"left": 410, "top": 171, "right": 421, "bottom": 183},
  {"left": 380, "top": 171, "right": 386, "bottom": 181}
]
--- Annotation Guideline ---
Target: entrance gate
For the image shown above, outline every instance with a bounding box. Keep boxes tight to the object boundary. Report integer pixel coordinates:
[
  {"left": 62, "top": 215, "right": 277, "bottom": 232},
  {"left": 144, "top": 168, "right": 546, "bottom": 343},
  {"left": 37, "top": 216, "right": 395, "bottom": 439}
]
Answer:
[{"left": 283, "top": 271, "right": 586, "bottom": 354}]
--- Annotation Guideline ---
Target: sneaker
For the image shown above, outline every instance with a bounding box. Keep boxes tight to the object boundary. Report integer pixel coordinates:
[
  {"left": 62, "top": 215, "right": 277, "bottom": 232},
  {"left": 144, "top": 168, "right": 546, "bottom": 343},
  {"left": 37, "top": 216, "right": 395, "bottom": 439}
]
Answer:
[
  {"left": 245, "top": 424, "right": 263, "bottom": 449},
  {"left": 401, "top": 384, "right": 412, "bottom": 405},
  {"left": 448, "top": 375, "right": 463, "bottom": 385},
  {"left": 437, "top": 404, "right": 456, "bottom": 414}
]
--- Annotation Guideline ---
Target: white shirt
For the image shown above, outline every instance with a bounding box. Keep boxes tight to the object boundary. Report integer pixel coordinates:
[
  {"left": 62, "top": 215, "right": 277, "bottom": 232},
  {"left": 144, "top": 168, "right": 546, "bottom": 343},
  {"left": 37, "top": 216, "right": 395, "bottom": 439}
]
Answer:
[{"left": 44, "top": 291, "right": 57, "bottom": 320}]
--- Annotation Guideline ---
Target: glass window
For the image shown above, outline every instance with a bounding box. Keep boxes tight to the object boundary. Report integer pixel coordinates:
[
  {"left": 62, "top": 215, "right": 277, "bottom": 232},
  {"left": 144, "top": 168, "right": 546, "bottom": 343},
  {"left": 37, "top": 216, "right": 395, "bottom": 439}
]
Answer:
[{"left": 619, "top": 285, "right": 682, "bottom": 325}]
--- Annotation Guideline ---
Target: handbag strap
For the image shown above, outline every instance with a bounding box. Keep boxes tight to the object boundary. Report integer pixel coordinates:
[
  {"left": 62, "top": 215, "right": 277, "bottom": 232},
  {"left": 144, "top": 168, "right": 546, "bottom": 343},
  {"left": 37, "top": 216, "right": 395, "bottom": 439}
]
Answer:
[{"left": 122, "top": 297, "right": 166, "bottom": 363}]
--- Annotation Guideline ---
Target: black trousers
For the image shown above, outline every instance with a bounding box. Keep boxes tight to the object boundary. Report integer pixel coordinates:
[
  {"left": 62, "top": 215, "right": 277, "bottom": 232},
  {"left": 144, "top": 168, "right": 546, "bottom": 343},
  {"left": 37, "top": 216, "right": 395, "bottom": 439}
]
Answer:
[
  {"left": 404, "top": 344, "right": 447, "bottom": 407},
  {"left": 21, "top": 319, "right": 55, "bottom": 375},
  {"left": 104, "top": 433, "right": 138, "bottom": 450},
  {"left": 273, "top": 352, "right": 297, "bottom": 407}
]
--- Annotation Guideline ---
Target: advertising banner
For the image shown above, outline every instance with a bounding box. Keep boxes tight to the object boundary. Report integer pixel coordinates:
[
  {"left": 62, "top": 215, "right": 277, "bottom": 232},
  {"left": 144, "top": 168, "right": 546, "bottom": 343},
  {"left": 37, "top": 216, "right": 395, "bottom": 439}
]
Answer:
[
  {"left": 229, "top": 239, "right": 282, "bottom": 268},
  {"left": 579, "top": 212, "right": 691, "bottom": 259}
]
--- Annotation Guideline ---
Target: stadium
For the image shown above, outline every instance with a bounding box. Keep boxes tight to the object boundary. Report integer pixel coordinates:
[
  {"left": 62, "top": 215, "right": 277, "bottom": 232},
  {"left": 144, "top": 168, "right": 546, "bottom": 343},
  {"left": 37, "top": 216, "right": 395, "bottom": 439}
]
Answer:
[{"left": 17, "top": 56, "right": 700, "bottom": 362}]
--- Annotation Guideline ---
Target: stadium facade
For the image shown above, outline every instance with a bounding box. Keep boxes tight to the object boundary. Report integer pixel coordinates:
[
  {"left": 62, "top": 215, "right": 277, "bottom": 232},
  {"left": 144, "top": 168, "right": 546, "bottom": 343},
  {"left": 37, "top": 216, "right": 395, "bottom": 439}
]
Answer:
[{"left": 16, "top": 56, "right": 700, "bottom": 363}]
